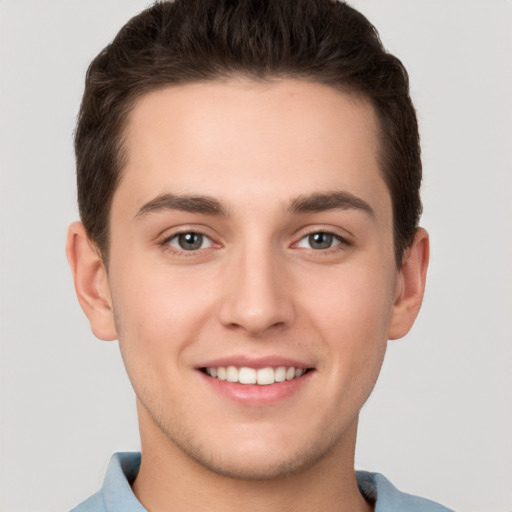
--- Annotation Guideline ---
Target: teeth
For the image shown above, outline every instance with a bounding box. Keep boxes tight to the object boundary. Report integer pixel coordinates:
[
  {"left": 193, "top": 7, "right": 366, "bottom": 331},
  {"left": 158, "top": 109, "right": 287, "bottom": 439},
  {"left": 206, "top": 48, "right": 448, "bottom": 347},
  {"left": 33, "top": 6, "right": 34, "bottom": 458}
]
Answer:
[
  {"left": 205, "top": 365, "right": 307, "bottom": 385},
  {"left": 239, "top": 367, "right": 256, "bottom": 384},
  {"left": 226, "top": 365, "right": 238, "bottom": 383},
  {"left": 275, "top": 366, "right": 286, "bottom": 382},
  {"left": 257, "top": 367, "right": 274, "bottom": 385}
]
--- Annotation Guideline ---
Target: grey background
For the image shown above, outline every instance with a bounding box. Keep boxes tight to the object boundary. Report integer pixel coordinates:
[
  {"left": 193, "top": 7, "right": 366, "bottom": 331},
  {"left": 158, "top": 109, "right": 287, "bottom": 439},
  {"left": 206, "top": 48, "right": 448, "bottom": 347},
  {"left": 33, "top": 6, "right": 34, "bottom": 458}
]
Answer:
[{"left": 1, "top": 1, "right": 511, "bottom": 511}]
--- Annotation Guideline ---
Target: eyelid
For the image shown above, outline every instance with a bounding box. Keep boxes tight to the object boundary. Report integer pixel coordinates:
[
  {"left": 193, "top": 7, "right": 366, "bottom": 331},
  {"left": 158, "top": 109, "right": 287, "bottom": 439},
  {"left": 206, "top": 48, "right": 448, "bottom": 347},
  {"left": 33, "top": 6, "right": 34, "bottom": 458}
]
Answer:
[
  {"left": 292, "top": 227, "right": 352, "bottom": 248},
  {"left": 295, "top": 232, "right": 342, "bottom": 250},
  {"left": 166, "top": 232, "right": 214, "bottom": 250},
  {"left": 159, "top": 226, "right": 221, "bottom": 255},
  {"left": 157, "top": 225, "right": 351, "bottom": 255}
]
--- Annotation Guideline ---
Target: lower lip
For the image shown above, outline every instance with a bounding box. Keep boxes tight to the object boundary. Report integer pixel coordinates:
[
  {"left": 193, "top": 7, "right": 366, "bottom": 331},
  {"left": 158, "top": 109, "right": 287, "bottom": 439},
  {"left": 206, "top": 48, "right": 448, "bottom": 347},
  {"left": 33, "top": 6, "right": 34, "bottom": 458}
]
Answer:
[{"left": 199, "top": 370, "right": 314, "bottom": 406}]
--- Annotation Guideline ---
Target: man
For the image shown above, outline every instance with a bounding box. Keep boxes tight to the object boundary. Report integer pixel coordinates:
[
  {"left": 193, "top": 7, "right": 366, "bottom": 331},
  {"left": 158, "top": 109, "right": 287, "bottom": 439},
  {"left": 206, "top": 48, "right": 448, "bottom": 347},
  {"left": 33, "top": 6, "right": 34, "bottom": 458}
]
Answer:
[{"left": 66, "top": 0, "right": 451, "bottom": 510}]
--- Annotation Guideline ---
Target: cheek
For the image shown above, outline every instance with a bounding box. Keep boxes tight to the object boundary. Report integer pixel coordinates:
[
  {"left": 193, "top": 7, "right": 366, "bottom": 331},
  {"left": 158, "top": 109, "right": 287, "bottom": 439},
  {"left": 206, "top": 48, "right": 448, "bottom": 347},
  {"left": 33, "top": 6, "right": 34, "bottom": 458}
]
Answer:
[
  {"left": 305, "top": 262, "right": 396, "bottom": 334},
  {"left": 110, "top": 268, "right": 196, "bottom": 357},
  {"left": 301, "top": 260, "right": 396, "bottom": 383}
]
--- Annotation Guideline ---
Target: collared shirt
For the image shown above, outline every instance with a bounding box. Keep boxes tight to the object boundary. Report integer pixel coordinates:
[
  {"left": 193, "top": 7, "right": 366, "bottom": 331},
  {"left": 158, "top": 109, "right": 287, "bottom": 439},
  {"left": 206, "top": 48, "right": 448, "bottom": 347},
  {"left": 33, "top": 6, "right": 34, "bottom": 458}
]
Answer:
[{"left": 71, "top": 452, "right": 454, "bottom": 512}]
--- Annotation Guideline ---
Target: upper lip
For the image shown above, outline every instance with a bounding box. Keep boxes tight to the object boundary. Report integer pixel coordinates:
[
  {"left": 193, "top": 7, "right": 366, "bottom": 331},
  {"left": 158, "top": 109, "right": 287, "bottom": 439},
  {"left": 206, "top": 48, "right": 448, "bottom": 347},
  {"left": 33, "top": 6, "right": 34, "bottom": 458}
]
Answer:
[{"left": 197, "top": 355, "right": 313, "bottom": 370}]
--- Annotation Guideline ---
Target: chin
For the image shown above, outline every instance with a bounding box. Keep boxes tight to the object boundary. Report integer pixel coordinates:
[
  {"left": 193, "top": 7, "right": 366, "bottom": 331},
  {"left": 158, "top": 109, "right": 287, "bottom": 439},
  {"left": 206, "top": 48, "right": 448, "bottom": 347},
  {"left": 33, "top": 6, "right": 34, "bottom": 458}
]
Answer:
[
  {"left": 188, "top": 449, "right": 320, "bottom": 481},
  {"left": 172, "top": 427, "right": 341, "bottom": 481}
]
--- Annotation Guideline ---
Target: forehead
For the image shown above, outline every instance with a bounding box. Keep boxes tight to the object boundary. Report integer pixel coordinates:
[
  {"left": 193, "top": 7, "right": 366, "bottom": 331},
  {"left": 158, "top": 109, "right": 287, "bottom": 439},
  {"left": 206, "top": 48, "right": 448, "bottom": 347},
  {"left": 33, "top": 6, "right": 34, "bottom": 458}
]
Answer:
[{"left": 115, "top": 78, "right": 390, "bottom": 221}]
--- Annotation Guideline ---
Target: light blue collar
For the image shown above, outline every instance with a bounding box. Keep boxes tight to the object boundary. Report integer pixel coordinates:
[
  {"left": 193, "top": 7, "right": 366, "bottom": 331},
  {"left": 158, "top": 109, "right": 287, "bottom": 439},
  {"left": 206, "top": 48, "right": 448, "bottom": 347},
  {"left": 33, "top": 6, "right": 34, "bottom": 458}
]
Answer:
[{"left": 72, "top": 452, "right": 453, "bottom": 512}]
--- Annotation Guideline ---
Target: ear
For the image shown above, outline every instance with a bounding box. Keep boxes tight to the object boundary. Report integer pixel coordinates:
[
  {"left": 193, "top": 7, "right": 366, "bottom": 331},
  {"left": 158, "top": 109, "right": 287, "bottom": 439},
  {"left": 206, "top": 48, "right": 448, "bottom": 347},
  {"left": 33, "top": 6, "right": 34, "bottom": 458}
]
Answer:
[
  {"left": 66, "top": 222, "right": 117, "bottom": 341},
  {"left": 388, "top": 227, "right": 429, "bottom": 340}
]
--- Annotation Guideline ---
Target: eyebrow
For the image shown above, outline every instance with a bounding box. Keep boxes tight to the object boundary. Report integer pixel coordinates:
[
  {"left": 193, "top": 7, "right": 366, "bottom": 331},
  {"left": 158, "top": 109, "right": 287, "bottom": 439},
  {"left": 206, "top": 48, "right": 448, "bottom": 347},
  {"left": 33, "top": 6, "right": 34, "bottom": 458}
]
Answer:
[
  {"left": 134, "top": 190, "right": 374, "bottom": 220},
  {"left": 287, "top": 191, "right": 375, "bottom": 218},
  {"left": 134, "top": 193, "right": 228, "bottom": 219}
]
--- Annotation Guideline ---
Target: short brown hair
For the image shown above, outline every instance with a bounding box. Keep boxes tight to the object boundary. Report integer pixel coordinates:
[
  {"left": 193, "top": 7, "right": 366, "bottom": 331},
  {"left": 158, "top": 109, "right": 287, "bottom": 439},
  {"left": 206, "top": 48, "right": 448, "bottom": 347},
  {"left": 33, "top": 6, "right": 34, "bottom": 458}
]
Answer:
[{"left": 75, "top": 0, "right": 422, "bottom": 266}]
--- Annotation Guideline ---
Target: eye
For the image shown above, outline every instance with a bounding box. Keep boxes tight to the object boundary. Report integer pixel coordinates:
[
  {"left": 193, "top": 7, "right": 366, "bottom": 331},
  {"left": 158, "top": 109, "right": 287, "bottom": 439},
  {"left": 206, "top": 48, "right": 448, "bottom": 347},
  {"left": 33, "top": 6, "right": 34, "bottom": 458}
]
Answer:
[
  {"left": 296, "top": 232, "right": 342, "bottom": 250},
  {"left": 166, "top": 232, "right": 213, "bottom": 251}
]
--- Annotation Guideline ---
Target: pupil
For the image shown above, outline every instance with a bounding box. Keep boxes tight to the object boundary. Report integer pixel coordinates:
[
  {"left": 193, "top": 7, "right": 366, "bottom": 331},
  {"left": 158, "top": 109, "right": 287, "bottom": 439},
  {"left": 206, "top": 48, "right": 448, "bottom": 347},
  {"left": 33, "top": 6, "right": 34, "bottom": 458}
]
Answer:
[
  {"left": 309, "top": 232, "right": 332, "bottom": 249},
  {"left": 178, "top": 233, "right": 202, "bottom": 250}
]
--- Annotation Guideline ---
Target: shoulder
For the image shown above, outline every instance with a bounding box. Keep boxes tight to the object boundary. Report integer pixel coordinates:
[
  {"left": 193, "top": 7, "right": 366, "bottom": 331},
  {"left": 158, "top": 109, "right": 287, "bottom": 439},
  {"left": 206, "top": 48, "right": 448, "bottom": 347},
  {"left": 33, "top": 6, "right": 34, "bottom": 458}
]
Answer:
[
  {"left": 70, "top": 491, "right": 106, "bottom": 512},
  {"left": 69, "top": 453, "right": 145, "bottom": 512},
  {"left": 356, "top": 471, "right": 454, "bottom": 512}
]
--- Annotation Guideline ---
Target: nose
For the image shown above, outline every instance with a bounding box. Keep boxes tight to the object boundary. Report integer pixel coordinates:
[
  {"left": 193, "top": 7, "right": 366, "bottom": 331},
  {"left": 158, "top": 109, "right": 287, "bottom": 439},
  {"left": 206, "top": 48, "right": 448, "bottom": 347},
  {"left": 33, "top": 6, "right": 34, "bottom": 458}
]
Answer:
[{"left": 218, "top": 245, "right": 295, "bottom": 336}]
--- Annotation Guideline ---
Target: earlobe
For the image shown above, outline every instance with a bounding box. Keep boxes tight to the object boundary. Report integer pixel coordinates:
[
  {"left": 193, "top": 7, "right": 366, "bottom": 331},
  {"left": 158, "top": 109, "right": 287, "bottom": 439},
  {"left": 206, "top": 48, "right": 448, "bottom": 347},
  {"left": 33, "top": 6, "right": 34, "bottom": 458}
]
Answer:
[
  {"left": 66, "top": 222, "right": 118, "bottom": 341},
  {"left": 388, "top": 227, "right": 429, "bottom": 340}
]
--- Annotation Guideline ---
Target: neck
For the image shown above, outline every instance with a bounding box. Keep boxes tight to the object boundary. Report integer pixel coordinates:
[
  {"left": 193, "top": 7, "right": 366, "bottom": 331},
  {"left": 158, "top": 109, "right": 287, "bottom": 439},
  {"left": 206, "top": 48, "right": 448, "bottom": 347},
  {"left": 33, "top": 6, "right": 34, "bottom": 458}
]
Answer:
[{"left": 132, "top": 403, "right": 372, "bottom": 512}]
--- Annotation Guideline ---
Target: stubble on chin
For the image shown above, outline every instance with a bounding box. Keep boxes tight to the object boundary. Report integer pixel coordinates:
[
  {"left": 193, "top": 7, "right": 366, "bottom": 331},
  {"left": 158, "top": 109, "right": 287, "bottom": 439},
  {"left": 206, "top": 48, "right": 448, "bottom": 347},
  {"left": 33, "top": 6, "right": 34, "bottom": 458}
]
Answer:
[{"left": 137, "top": 397, "right": 357, "bottom": 482}]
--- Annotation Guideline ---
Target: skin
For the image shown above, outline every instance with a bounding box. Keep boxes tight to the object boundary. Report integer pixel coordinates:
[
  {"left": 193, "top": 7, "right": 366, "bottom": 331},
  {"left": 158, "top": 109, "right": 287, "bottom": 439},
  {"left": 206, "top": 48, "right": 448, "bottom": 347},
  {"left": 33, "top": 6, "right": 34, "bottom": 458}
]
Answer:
[{"left": 67, "top": 78, "right": 429, "bottom": 512}]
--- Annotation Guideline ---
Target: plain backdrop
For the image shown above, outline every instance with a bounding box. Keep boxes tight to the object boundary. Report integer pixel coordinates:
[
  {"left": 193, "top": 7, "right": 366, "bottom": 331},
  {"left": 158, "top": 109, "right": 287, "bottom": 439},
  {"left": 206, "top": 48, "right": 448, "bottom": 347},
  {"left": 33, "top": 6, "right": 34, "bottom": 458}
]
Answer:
[{"left": 1, "top": 1, "right": 511, "bottom": 511}]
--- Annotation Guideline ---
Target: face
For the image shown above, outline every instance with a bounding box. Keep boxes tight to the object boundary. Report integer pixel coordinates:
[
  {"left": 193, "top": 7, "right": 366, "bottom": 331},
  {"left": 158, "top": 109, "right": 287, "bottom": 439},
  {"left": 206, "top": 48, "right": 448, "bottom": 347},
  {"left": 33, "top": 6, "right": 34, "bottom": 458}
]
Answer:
[{"left": 95, "top": 79, "right": 407, "bottom": 478}]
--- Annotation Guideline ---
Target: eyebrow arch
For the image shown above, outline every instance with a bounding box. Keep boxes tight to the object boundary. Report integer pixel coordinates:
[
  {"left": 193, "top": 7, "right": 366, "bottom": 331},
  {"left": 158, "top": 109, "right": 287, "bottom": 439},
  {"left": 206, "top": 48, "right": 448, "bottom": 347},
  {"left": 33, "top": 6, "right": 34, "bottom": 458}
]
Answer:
[
  {"left": 288, "top": 191, "right": 375, "bottom": 218},
  {"left": 134, "top": 193, "right": 228, "bottom": 219}
]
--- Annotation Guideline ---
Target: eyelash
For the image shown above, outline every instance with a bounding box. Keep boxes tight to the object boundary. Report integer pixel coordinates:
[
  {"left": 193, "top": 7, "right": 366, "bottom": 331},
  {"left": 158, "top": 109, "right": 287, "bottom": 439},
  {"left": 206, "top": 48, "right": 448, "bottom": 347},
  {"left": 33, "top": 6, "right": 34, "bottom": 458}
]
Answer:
[
  {"left": 159, "top": 229, "right": 351, "bottom": 256},
  {"left": 161, "top": 231, "right": 215, "bottom": 255},
  {"left": 294, "top": 230, "right": 351, "bottom": 253}
]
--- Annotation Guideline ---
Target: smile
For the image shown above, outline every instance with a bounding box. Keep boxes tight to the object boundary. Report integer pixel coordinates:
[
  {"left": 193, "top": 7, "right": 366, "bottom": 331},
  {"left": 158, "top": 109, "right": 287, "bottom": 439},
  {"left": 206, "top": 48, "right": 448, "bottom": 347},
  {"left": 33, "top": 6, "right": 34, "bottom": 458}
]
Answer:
[{"left": 202, "top": 366, "right": 309, "bottom": 385}]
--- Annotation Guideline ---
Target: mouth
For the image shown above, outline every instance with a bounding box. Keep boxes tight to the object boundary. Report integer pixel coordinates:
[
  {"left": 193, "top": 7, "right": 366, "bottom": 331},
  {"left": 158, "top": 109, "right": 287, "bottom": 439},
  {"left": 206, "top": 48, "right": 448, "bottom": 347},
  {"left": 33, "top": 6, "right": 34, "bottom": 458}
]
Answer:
[{"left": 200, "top": 365, "right": 312, "bottom": 385}]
